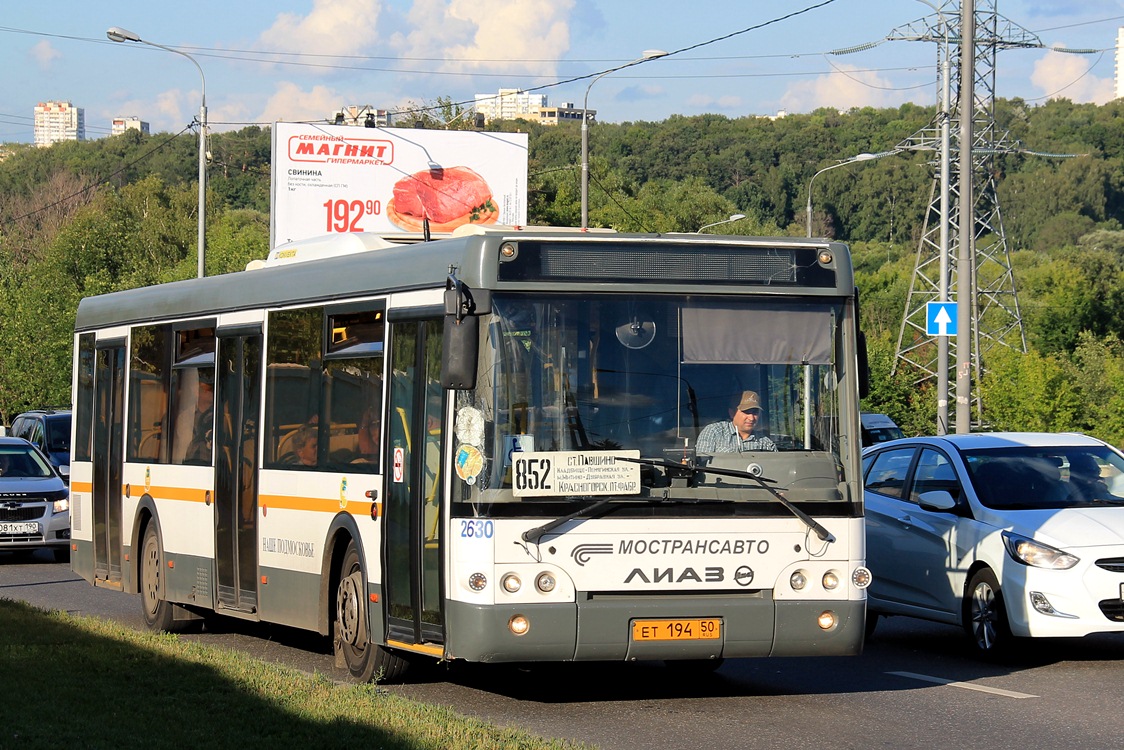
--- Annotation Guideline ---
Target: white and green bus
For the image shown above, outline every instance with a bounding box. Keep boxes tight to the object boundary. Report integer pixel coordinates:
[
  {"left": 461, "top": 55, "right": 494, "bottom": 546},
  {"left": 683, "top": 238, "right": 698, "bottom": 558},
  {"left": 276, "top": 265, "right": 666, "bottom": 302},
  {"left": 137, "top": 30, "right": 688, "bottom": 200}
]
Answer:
[{"left": 69, "top": 226, "right": 871, "bottom": 681}]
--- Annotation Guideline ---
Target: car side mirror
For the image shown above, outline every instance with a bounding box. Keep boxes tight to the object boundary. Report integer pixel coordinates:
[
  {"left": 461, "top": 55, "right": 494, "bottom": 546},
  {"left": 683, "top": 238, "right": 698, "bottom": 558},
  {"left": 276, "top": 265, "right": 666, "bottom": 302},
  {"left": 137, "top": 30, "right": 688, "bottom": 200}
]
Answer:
[{"left": 917, "top": 489, "right": 957, "bottom": 512}]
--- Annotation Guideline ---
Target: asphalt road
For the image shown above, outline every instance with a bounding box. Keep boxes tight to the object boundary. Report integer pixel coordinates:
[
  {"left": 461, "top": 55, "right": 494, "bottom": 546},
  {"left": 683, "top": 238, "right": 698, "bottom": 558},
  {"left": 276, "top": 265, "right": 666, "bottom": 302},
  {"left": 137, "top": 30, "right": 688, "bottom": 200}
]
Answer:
[{"left": 4, "top": 549, "right": 1124, "bottom": 749}]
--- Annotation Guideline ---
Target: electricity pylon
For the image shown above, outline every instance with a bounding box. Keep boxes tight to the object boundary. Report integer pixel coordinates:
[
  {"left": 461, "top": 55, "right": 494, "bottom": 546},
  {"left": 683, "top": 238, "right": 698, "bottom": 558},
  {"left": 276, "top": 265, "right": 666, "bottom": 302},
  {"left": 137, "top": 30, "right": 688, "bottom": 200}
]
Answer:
[{"left": 887, "top": 0, "right": 1035, "bottom": 431}]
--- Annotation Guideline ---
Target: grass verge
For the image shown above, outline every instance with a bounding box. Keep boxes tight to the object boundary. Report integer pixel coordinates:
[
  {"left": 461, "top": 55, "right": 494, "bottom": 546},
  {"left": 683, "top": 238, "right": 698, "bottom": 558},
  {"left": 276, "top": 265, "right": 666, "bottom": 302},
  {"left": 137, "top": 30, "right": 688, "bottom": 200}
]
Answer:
[{"left": 0, "top": 599, "right": 592, "bottom": 750}]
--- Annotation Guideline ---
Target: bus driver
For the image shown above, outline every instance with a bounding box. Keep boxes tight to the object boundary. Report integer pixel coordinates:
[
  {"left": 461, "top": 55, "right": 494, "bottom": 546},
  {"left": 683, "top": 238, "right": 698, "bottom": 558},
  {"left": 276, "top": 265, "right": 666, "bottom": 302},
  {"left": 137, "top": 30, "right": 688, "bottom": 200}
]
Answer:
[{"left": 696, "top": 390, "right": 778, "bottom": 453}]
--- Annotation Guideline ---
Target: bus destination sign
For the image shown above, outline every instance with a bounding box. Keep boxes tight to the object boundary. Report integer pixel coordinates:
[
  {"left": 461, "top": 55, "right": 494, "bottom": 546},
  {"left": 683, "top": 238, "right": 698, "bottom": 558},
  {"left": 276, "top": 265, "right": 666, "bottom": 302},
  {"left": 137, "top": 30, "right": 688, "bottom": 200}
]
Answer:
[{"left": 511, "top": 450, "right": 642, "bottom": 497}]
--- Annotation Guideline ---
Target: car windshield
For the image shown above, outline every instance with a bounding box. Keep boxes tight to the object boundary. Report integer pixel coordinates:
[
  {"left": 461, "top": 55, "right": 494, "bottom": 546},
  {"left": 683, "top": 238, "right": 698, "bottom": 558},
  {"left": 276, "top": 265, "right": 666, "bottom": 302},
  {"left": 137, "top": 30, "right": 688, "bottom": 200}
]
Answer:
[
  {"left": 964, "top": 445, "right": 1124, "bottom": 510},
  {"left": 0, "top": 445, "right": 55, "bottom": 479}
]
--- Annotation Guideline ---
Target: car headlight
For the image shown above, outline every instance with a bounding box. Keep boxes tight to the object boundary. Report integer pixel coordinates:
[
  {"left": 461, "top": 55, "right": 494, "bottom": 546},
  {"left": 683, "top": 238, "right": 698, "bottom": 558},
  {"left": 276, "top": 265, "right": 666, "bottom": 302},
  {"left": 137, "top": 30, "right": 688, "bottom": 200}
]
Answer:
[
  {"left": 1002, "top": 531, "right": 1078, "bottom": 570},
  {"left": 47, "top": 489, "right": 69, "bottom": 515}
]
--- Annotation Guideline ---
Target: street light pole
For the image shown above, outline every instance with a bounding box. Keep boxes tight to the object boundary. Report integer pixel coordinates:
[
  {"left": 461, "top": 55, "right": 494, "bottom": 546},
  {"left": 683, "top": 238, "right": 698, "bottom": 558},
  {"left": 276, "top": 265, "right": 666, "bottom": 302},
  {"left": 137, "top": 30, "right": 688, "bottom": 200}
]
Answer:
[
  {"left": 698, "top": 213, "right": 746, "bottom": 233},
  {"left": 108, "top": 26, "right": 207, "bottom": 278},
  {"left": 805, "top": 153, "right": 888, "bottom": 238},
  {"left": 581, "top": 49, "right": 668, "bottom": 229}
]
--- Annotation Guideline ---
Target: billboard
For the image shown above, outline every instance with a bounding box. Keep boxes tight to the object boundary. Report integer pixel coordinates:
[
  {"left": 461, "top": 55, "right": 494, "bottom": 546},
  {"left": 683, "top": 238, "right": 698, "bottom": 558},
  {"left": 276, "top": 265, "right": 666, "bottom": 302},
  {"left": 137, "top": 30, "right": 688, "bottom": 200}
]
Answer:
[{"left": 270, "top": 122, "right": 529, "bottom": 247}]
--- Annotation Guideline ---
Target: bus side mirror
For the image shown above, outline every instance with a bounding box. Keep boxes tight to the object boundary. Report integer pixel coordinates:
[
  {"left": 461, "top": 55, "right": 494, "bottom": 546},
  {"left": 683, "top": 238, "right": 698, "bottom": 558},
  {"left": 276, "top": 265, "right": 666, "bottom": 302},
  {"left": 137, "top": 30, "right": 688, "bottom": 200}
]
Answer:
[
  {"left": 441, "top": 282, "right": 478, "bottom": 389},
  {"left": 441, "top": 315, "right": 478, "bottom": 389}
]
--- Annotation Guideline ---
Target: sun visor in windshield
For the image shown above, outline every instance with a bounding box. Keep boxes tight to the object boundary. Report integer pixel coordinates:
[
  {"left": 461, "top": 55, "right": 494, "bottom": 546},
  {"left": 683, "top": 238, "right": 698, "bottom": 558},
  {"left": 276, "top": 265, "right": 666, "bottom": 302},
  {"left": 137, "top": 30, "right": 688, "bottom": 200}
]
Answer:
[{"left": 681, "top": 303, "right": 833, "bottom": 364}]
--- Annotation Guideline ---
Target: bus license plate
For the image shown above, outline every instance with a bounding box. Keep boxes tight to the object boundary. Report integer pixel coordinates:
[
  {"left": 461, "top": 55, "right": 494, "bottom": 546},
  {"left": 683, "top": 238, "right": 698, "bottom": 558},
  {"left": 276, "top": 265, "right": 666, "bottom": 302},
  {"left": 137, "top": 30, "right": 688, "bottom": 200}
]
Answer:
[
  {"left": 632, "top": 618, "right": 721, "bottom": 641},
  {"left": 0, "top": 521, "right": 39, "bottom": 535}
]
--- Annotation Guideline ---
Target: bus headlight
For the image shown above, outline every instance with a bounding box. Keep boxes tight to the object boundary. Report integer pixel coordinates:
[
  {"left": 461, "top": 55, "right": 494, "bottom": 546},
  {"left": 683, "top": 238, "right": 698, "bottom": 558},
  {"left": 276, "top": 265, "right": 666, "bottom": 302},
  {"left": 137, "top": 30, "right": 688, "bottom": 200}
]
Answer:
[
  {"left": 501, "top": 573, "right": 522, "bottom": 593},
  {"left": 817, "top": 610, "right": 837, "bottom": 630},
  {"left": 852, "top": 567, "right": 872, "bottom": 589},
  {"left": 536, "top": 572, "right": 556, "bottom": 593},
  {"left": 790, "top": 570, "right": 807, "bottom": 590},
  {"left": 468, "top": 572, "right": 488, "bottom": 592},
  {"left": 822, "top": 571, "right": 840, "bottom": 590},
  {"left": 508, "top": 615, "right": 530, "bottom": 636}
]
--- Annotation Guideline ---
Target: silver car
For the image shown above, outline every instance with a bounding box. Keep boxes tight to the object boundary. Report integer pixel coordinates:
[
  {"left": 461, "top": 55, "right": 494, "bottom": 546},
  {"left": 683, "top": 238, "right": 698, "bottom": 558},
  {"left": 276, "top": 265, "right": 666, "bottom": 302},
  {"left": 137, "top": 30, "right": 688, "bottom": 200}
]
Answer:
[
  {"left": 0, "top": 437, "right": 71, "bottom": 562},
  {"left": 864, "top": 432, "right": 1124, "bottom": 658}
]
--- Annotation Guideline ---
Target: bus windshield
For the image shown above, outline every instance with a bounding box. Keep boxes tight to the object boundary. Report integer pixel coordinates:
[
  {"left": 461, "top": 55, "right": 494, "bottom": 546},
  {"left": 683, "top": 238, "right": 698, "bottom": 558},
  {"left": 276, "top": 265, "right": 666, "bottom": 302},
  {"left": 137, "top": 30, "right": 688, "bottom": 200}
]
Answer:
[{"left": 452, "top": 293, "right": 850, "bottom": 510}]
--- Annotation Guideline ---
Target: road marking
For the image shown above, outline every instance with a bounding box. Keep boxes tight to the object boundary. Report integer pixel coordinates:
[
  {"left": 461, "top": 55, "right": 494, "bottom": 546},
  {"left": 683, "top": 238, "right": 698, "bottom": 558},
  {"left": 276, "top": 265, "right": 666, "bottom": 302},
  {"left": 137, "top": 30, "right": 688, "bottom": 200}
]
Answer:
[{"left": 887, "top": 671, "right": 1038, "bottom": 699}]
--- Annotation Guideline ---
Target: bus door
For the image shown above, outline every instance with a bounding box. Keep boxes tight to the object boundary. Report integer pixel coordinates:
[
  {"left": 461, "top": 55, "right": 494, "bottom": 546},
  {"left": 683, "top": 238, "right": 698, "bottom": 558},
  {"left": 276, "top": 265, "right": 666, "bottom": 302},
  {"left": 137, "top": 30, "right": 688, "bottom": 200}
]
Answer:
[
  {"left": 213, "top": 327, "right": 262, "bottom": 614},
  {"left": 92, "top": 340, "right": 126, "bottom": 587},
  {"left": 384, "top": 317, "right": 445, "bottom": 646}
]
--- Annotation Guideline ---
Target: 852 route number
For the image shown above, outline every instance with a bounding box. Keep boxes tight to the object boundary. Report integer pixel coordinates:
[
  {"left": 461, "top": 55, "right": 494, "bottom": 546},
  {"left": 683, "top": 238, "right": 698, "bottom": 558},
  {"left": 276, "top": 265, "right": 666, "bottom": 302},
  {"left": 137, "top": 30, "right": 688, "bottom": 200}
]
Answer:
[{"left": 513, "top": 457, "right": 552, "bottom": 493}]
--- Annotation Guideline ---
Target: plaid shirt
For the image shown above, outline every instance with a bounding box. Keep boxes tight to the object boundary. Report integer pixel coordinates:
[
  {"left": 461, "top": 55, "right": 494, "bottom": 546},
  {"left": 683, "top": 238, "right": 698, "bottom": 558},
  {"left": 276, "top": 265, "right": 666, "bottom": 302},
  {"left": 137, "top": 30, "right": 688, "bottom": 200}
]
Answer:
[{"left": 695, "top": 420, "right": 777, "bottom": 453}]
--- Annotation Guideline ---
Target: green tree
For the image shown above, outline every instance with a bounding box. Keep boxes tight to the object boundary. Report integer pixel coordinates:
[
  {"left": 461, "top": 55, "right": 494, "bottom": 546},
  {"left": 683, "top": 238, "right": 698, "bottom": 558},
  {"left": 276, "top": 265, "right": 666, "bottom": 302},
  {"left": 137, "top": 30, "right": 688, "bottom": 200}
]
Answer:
[
  {"left": 591, "top": 176, "right": 736, "bottom": 232},
  {"left": 979, "top": 346, "right": 1084, "bottom": 432},
  {"left": 1071, "top": 333, "right": 1124, "bottom": 447}
]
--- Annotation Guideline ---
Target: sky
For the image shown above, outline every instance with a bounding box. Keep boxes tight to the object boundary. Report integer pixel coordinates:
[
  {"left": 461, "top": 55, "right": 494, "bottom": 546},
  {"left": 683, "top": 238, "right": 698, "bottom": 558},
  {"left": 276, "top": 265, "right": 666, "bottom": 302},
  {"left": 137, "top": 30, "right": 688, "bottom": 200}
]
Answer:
[{"left": 2, "top": 0, "right": 1124, "bottom": 143}]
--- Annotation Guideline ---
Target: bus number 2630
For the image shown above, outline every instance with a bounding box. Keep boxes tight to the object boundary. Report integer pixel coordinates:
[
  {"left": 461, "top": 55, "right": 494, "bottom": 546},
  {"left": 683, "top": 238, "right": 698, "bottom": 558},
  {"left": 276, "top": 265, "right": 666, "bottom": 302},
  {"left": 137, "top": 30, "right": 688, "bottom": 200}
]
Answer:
[{"left": 460, "top": 520, "right": 494, "bottom": 538}]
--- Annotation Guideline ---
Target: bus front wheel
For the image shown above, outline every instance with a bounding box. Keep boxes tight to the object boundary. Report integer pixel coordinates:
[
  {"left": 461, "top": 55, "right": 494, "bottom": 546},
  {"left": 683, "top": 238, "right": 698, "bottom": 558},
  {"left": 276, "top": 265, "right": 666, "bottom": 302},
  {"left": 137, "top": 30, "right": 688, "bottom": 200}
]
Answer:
[
  {"left": 140, "top": 523, "right": 177, "bottom": 632},
  {"left": 335, "top": 540, "right": 408, "bottom": 682}
]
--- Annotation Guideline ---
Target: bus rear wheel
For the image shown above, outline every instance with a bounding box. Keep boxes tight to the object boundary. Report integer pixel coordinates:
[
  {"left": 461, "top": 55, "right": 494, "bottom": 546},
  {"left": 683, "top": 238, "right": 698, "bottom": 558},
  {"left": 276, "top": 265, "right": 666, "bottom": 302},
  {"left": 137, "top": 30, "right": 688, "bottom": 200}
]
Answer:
[
  {"left": 140, "top": 523, "right": 177, "bottom": 632},
  {"left": 335, "top": 540, "right": 408, "bottom": 683}
]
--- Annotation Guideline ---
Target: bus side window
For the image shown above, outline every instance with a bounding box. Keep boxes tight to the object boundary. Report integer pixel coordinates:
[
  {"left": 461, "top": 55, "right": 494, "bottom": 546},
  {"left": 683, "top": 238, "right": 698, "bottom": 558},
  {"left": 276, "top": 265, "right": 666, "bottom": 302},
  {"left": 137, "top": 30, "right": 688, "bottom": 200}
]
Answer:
[{"left": 170, "top": 367, "right": 215, "bottom": 465}]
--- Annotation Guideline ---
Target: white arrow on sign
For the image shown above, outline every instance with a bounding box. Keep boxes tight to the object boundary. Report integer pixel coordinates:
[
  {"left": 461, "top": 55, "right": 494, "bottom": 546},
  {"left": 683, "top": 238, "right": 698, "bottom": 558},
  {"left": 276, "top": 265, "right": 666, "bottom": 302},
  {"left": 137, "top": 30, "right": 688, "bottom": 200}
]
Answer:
[{"left": 934, "top": 305, "right": 952, "bottom": 336}]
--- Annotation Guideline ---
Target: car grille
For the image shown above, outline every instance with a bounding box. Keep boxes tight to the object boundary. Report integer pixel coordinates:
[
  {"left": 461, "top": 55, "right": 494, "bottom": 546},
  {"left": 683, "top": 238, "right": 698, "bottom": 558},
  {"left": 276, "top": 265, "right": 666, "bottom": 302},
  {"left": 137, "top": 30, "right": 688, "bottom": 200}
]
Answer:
[
  {"left": 0, "top": 506, "right": 45, "bottom": 522},
  {"left": 1098, "top": 599, "right": 1124, "bottom": 622},
  {"left": 1096, "top": 557, "right": 1124, "bottom": 573}
]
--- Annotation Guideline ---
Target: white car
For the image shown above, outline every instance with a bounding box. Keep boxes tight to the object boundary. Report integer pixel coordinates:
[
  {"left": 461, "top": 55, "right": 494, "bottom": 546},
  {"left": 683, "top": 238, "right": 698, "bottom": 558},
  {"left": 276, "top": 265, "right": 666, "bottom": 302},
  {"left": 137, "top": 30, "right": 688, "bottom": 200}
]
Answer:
[{"left": 863, "top": 432, "right": 1124, "bottom": 657}]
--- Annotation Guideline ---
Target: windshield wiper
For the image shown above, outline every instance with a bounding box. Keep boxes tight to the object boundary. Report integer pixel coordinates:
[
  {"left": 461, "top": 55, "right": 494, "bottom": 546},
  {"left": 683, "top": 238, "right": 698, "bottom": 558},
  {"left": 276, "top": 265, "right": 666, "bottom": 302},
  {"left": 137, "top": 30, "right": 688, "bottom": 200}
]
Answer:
[
  {"left": 521, "top": 496, "right": 625, "bottom": 544},
  {"left": 616, "top": 456, "right": 836, "bottom": 543}
]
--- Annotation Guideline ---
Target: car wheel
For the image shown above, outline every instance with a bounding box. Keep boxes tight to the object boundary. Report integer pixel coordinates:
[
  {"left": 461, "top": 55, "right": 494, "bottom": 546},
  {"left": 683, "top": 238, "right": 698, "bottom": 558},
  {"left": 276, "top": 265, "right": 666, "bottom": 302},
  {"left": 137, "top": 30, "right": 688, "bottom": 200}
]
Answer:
[
  {"left": 963, "top": 568, "right": 1012, "bottom": 657},
  {"left": 335, "top": 540, "right": 409, "bottom": 683},
  {"left": 140, "top": 523, "right": 179, "bottom": 632}
]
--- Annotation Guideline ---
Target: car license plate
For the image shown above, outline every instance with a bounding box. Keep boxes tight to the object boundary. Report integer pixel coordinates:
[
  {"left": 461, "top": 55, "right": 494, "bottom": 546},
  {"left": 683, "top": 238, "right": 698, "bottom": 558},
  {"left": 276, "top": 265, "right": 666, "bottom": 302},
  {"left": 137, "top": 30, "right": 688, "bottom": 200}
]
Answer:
[
  {"left": 632, "top": 618, "right": 721, "bottom": 641},
  {"left": 0, "top": 521, "right": 39, "bottom": 535}
]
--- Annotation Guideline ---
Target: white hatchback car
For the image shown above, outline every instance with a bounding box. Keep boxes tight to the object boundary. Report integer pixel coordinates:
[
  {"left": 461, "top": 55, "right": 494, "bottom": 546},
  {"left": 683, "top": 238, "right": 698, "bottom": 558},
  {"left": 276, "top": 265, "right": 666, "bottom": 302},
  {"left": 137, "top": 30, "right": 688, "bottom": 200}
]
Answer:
[{"left": 863, "top": 432, "right": 1124, "bottom": 657}]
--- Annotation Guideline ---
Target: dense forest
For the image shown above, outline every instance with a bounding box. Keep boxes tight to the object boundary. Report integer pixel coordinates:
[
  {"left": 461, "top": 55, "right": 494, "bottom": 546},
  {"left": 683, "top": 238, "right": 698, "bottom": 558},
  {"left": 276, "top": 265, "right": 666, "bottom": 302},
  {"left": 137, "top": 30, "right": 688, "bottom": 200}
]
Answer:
[{"left": 3, "top": 97, "right": 1124, "bottom": 443}]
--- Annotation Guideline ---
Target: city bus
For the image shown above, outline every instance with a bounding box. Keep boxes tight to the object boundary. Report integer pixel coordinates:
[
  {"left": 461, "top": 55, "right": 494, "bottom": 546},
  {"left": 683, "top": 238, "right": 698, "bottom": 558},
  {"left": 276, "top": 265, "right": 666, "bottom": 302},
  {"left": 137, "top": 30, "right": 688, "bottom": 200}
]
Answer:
[{"left": 69, "top": 225, "right": 871, "bottom": 681}]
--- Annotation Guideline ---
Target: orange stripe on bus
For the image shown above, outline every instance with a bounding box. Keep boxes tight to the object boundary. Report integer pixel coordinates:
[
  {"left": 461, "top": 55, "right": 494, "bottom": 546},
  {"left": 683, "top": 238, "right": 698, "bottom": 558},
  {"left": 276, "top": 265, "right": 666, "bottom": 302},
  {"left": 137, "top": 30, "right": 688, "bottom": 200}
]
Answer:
[
  {"left": 142, "top": 485, "right": 210, "bottom": 502},
  {"left": 68, "top": 481, "right": 379, "bottom": 516}
]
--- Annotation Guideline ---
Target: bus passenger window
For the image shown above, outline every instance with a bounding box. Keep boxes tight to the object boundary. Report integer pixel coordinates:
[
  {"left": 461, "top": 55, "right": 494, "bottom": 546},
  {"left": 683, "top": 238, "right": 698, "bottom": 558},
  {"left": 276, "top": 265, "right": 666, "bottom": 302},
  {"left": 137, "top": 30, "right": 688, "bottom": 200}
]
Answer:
[
  {"left": 170, "top": 368, "right": 215, "bottom": 465},
  {"left": 168, "top": 327, "right": 216, "bottom": 466},
  {"left": 324, "top": 308, "right": 385, "bottom": 471},
  {"left": 129, "top": 324, "right": 169, "bottom": 463}
]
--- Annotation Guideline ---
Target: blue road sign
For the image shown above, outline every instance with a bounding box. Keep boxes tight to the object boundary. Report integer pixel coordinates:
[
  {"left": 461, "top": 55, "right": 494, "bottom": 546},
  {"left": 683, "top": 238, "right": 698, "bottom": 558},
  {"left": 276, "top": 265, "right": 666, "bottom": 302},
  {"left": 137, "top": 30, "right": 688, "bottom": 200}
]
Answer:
[{"left": 926, "top": 302, "right": 957, "bottom": 336}]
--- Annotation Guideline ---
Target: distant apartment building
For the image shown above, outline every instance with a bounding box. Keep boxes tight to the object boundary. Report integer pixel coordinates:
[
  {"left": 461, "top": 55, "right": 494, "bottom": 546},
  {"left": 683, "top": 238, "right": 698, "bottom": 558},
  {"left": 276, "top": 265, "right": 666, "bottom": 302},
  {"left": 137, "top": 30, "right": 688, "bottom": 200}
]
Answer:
[
  {"left": 535, "top": 102, "right": 589, "bottom": 126},
  {"left": 332, "top": 105, "right": 392, "bottom": 127},
  {"left": 111, "top": 117, "right": 150, "bottom": 136},
  {"left": 474, "top": 89, "right": 547, "bottom": 123},
  {"left": 34, "top": 100, "right": 85, "bottom": 147}
]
